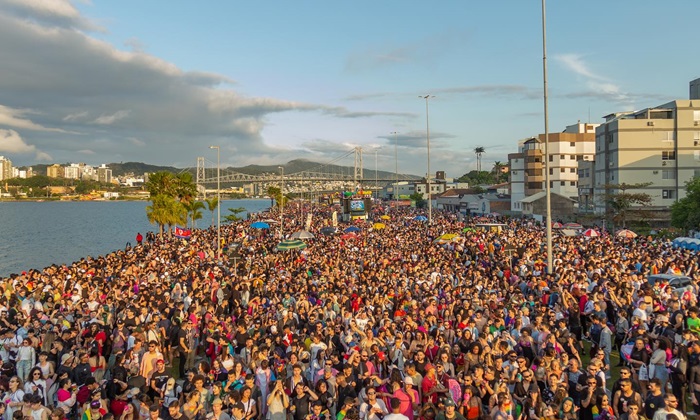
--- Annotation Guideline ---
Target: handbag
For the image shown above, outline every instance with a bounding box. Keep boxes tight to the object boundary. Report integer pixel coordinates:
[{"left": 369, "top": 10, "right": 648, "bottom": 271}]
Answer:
[
  {"left": 638, "top": 364, "right": 648, "bottom": 381},
  {"left": 648, "top": 363, "right": 656, "bottom": 379}
]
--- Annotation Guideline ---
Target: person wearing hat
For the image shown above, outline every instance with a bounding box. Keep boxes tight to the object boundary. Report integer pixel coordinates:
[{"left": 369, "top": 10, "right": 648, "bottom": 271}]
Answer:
[
  {"left": 148, "top": 358, "right": 171, "bottom": 400},
  {"left": 435, "top": 398, "right": 465, "bottom": 420},
  {"left": 210, "top": 398, "right": 231, "bottom": 420}
]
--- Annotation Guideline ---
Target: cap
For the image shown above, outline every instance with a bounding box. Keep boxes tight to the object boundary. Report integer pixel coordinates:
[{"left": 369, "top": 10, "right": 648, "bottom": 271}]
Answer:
[
  {"left": 90, "top": 401, "right": 101, "bottom": 409},
  {"left": 443, "top": 398, "right": 456, "bottom": 407},
  {"left": 404, "top": 377, "right": 414, "bottom": 385},
  {"left": 425, "top": 363, "right": 435, "bottom": 371},
  {"left": 156, "top": 359, "right": 165, "bottom": 365},
  {"left": 212, "top": 398, "right": 223, "bottom": 406}
]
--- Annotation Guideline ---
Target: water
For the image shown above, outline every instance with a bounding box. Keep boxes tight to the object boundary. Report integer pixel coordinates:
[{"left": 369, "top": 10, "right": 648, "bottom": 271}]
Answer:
[{"left": 0, "top": 199, "right": 270, "bottom": 276}]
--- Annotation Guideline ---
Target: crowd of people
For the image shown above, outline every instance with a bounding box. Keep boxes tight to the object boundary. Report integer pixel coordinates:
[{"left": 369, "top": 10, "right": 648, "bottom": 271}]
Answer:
[{"left": 0, "top": 201, "right": 699, "bottom": 420}]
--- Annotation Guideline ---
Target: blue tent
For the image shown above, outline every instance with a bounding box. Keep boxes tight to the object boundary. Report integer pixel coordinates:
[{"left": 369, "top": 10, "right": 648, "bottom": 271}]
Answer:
[
  {"left": 414, "top": 215, "right": 428, "bottom": 221},
  {"left": 250, "top": 221, "right": 270, "bottom": 229}
]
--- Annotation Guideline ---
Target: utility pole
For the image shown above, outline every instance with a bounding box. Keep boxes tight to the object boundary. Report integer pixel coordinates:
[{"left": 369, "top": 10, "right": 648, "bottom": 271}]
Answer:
[
  {"left": 541, "top": 0, "right": 553, "bottom": 274},
  {"left": 420, "top": 95, "right": 435, "bottom": 224},
  {"left": 209, "top": 146, "right": 221, "bottom": 259},
  {"left": 278, "top": 166, "right": 284, "bottom": 238},
  {"left": 391, "top": 131, "right": 398, "bottom": 206}
]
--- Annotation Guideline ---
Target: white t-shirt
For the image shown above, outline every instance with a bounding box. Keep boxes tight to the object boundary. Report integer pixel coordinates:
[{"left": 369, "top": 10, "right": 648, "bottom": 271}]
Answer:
[{"left": 383, "top": 414, "right": 409, "bottom": 420}]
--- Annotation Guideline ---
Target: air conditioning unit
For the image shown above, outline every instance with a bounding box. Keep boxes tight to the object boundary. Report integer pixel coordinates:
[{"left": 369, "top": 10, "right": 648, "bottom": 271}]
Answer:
[
  {"left": 653, "top": 170, "right": 659, "bottom": 174},
  {"left": 695, "top": 121, "right": 700, "bottom": 126},
  {"left": 662, "top": 161, "right": 667, "bottom": 166}
]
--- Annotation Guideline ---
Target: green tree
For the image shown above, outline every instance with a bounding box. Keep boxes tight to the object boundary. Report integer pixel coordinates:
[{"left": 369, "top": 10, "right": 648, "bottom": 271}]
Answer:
[
  {"left": 602, "top": 182, "right": 653, "bottom": 229},
  {"left": 146, "top": 194, "right": 186, "bottom": 235},
  {"left": 205, "top": 197, "right": 220, "bottom": 227},
  {"left": 267, "top": 186, "right": 288, "bottom": 209},
  {"left": 145, "top": 171, "right": 177, "bottom": 197},
  {"left": 409, "top": 192, "right": 427, "bottom": 208},
  {"left": 671, "top": 177, "right": 700, "bottom": 231},
  {"left": 224, "top": 207, "right": 246, "bottom": 223},
  {"left": 145, "top": 171, "right": 195, "bottom": 233},
  {"left": 184, "top": 200, "right": 205, "bottom": 227}
]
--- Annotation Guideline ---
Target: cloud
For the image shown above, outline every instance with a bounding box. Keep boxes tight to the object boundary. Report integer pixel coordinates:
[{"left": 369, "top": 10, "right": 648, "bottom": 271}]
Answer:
[
  {"left": 0, "top": 129, "right": 52, "bottom": 160},
  {"left": 344, "top": 85, "right": 540, "bottom": 102},
  {"left": 0, "top": 9, "right": 413, "bottom": 168},
  {"left": 0, "top": 104, "right": 69, "bottom": 132},
  {"left": 77, "top": 149, "right": 95, "bottom": 155},
  {"left": 0, "top": 0, "right": 103, "bottom": 32},
  {"left": 376, "top": 130, "right": 456, "bottom": 149},
  {"left": 553, "top": 53, "right": 666, "bottom": 106},
  {"left": 93, "top": 110, "right": 130, "bottom": 125},
  {"left": 345, "top": 30, "right": 469, "bottom": 72}
]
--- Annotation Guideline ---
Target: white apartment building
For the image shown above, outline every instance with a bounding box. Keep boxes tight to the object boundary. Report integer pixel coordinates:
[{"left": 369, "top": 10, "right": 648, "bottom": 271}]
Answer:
[
  {"left": 0, "top": 156, "right": 12, "bottom": 180},
  {"left": 509, "top": 122, "right": 597, "bottom": 213},
  {"left": 64, "top": 164, "right": 81, "bottom": 179},
  {"left": 593, "top": 99, "right": 700, "bottom": 217}
]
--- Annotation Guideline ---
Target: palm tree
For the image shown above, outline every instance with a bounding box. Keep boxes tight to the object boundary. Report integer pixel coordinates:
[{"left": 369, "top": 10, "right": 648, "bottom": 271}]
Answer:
[
  {"left": 145, "top": 171, "right": 177, "bottom": 197},
  {"left": 205, "top": 197, "right": 219, "bottom": 227},
  {"left": 184, "top": 201, "right": 205, "bottom": 228},
  {"left": 146, "top": 194, "right": 187, "bottom": 235},
  {"left": 474, "top": 147, "right": 486, "bottom": 172},
  {"left": 175, "top": 172, "right": 198, "bottom": 205}
]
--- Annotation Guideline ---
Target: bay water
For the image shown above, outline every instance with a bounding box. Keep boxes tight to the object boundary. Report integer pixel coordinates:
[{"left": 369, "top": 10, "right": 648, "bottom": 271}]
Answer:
[{"left": 0, "top": 199, "right": 270, "bottom": 276}]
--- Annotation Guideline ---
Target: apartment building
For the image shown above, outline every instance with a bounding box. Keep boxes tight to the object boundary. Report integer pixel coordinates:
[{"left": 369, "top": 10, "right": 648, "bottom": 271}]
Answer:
[
  {"left": 47, "top": 164, "right": 63, "bottom": 178},
  {"left": 509, "top": 122, "right": 597, "bottom": 213},
  {"left": 0, "top": 156, "right": 13, "bottom": 180},
  {"left": 593, "top": 99, "right": 700, "bottom": 217},
  {"left": 97, "top": 164, "right": 112, "bottom": 184}
]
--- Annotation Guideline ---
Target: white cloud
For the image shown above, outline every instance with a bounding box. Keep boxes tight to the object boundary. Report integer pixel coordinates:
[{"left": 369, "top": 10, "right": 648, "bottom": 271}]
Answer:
[
  {"left": 0, "top": 104, "right": 68, "bottom": 132},
  {"left": 0, "top": 129, "right": 52, "bottom": 160},
  {"left": 554, "top": 53, "right": 636, "bottom": 106},
  {"left": 93, "top": 110, "right": 130, "bottom": 125},
  {"left": 0, "top": 0, "right": 103, "bottom": 32}
]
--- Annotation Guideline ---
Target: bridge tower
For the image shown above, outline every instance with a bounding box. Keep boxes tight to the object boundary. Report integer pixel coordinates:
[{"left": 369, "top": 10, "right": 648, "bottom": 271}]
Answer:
[
  {"left": 354, "top": 147, "right": 363, "bottom": 186},
  {"left": 196, "top": 156, "right": 206, "bottom": 199}
]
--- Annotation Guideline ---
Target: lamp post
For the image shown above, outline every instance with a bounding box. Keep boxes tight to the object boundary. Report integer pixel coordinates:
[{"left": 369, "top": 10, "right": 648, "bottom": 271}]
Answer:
[
  {"left": 541, "top": 0, "right": 553, "bottom": 274},
  {"left": 420, "top": 95, "right": 435, "bottom": 224},
  {"left": 278, "top": 166, "right": 284, "bottom": 238},
  {"left": 391, "top": 131, "right": 398, "bottom": 205},
  {"left": 209, "top": 145, "right": 221, "bottom": 259},
  {"left": 374, "top": 146, "right": 381, "bottom": 199}
]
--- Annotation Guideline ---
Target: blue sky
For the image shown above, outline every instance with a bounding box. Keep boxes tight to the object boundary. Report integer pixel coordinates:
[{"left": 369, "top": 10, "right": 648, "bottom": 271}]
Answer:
[{"left": 0, "top": 0, "right": 697, "bottom": 177}]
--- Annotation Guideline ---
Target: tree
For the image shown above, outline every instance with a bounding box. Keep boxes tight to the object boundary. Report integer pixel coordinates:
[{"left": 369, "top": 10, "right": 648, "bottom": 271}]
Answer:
[
  {"left": 474, "top": 147, "right": 485, "bottom": 172},
  {"left": 146, "top": 194, "right": 187, "bottom": 235},
  {"left": 409, "top": 192, "right": 427, "bottom": 208},
  {"left": 267, "top": 186, "right": 288, "bottom": 209},
  {"left": 205, "top": 197, "right": 219, "bottom": 227},
  {"left": 224, "top": 207, "right": 246, "bottom": 223},
  {"left": 184, "top": 200, "right": 205, "bottom": 227},
  {"left": 671, "top": 177, "right": 700, "bottom": 231},
  {"left": 602, "top": 182, "right": 653, "bottom": 229}
]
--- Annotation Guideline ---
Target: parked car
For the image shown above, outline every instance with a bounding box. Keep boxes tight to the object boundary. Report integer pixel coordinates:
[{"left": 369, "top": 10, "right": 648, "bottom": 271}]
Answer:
[{"left": 647, "top": 274, "right": 694, "bottom": 293}]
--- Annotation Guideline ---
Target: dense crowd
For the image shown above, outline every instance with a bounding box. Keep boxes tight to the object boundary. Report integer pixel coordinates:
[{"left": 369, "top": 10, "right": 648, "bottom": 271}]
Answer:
[{"left": 0, "top": 202, "right": 699, "bottom": 420}]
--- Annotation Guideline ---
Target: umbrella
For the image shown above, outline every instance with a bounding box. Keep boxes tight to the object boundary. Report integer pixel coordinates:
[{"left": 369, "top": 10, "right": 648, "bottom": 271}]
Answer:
[
  {"left": 582, "top": 228, "right": 599, "bottom": 237},
  {"left": 344, "top": 226, "right": 361, "bottom": 233},
  {"left": 437, "top": 233, "right": 460, "bottom": 241},
  {"left": 341, "top": 233, "right": 357, "bottom": 240},
  {"left": 462, "top": 227, "right": 475, "bottom": 233},
  {"left": 290, "top": 230, "right": 315, "bottom": 240},
  {"left": 489, "top": 212, "right": 501, "bottom": 217},
  {"left": 414, "top": 215, "right": 428, "bottom": 221},
  {"left": 373, "top": 223, "right": 386, "bottom": 230},
  {"left": 616, "top": 229, "right": 638, "bottom": 239},
  {"left": 250, "top": 221, "right": 270, "bottom": 229},
  {"left": 380, "top": 215, "right": 391, "bottom": 220},
  {"left": 563, "top": 222, "right": 582, "bottom": 230},
  {"left": 320, "top": 227, "right": 336, "bottom": 235},
  {"left": 276, "top": 239, "right": 307, "bottom": 251},
  {"left": 552, "top": 222, "right": 563, "bottom": 229}
]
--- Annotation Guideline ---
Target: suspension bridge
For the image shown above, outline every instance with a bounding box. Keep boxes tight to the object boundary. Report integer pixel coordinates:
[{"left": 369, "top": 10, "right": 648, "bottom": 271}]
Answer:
[{"left": 195, "top": 147, "right": 421, "bottom": 196}]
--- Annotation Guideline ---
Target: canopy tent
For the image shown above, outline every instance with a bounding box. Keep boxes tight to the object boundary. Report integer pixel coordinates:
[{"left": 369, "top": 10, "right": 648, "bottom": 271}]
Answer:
[{"left": 290, "top": 230, "right": 315, "bottom": 240}]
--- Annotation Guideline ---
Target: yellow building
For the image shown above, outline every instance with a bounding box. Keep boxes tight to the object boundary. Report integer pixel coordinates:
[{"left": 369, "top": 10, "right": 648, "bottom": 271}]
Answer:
[
  {"left": 47, "top": 164, "right": 64, "bottom": 178},
  {"left": 593, "top": 99, "right": 700, "bottom": 218}
]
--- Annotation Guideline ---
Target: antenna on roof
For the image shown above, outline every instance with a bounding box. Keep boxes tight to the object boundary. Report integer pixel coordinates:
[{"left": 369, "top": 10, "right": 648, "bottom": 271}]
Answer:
[{"left": 588, "top": 106, "right": 591, "bottom": 124}]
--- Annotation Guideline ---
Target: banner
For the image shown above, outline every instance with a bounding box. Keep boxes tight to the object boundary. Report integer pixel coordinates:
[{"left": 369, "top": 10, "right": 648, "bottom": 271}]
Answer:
[
  {"left": 332, "top": 211, "right": 338, "bottom": 227},
  {"left": 305, "top": 213, "right": 312, "bottom": 231},
  {"left": 174, "top": 226, "right": 192, "bottom": 238}
]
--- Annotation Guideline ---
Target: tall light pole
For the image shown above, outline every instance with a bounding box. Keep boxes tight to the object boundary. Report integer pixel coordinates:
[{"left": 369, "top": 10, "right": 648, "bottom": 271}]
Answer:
[
  {"left": 391, "top": 131, "right": 398, "bottom": 205},
  {"left": 209, "top": 145, "right": 221, "bottom": 259},
  {"left": 278, "top": 166, "right": 284, "bottom": 238},
  {"left": 420, "top": 95, "right": 435, "bottom": 224},
  {"left": 374, "top": 146, "right": 381, "bottom": 199},
  {"left": 541, "top": 0, "right": 553, "bottom": 274}
]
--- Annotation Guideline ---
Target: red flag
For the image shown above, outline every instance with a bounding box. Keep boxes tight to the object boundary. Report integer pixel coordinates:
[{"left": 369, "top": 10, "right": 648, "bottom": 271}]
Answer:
[{"left": 174, "top": 226, "right": 191, "bottom": 238}]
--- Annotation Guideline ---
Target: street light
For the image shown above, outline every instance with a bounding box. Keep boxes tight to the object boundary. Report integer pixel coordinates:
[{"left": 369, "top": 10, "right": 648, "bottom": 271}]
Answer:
[
  {"left": 391, "top": 131, "right": 398, "bottom": 206},
  {"left": 420, "top": 95, "right": 435, "bottom": 224},
  {"left": 209, "top": 145, "right": 221, "bottom": 259},
  {"left": 374, "top": 146, "right": 381, "bottom": 199},
  {"left": 278, "top": 166, "right": 284, "bottom": 238},
  {"left": 541, "top": 0, "right": 553, "bottom": 274}
]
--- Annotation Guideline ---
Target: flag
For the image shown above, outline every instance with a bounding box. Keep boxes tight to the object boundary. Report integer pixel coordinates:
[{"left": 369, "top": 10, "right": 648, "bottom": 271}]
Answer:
[
  {"left": 332, "top": 211, "right": 338, "bottom": 227},
  {"left": 174, "top": 226, "right": 192, "bottom": 238},
  {"left": 305, "top": 213, "right": 312, "bottom": 231}
]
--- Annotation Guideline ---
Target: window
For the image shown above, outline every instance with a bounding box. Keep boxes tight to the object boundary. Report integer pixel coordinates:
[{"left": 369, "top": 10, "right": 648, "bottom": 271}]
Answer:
[
  {"left": 607, "top": 134, "right": 613, "bottom": 144},
  {"left": 560, "top": 181, "right": 566, "bottom": 186},
  {"left": 694, "top": 132, "right": 700, "bottom": 146},
  {"left": 560, "top": 154, "right": 565, "bottom": 160},
  {"left": 570, "top": 155, "right": 575, "bottom": 160},
  {"left": 662, "top": 189, "right": 676, "bottom": 199},
  {"left": 661, "top": 132, "right": 675, "bottom": 142},
  {"left": 662, "top": 151, "right": 676, "bottom": 160},
  {"left": 570, "top": 181, "right": 576, "bottom": 186},
  {"left": 549, "top": 181, "right": 554, "bottom": 188},
  {"left": 577, "top": 155, "right": 584, "bottom": 161},
  {"left": 560, "top": 168, "right": 566, "bottom": 173},
  {"left": 662, "top": 170, "right": 676, "bottom": 180},
  {"left": 549, "top": 155, "right": 553, "bottom": 162},
  {"left": 570, "top": 142, "right": 576, "bottom": 147},
  {"left": 694, "top": 110, "right": 700, "bottom": 121},
  {"left": 570, "top": 168, "right": 576, "bottom": 173},
  {"left": 511, "top": 170, "right": 518, "bottom": 175}
]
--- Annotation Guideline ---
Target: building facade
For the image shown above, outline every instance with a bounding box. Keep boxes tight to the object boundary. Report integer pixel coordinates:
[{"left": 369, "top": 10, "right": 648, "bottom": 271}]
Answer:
[
  {"left": 593, "top": 100, "right": 700, "bottom": 217},
  {"left": 508, "top": 122, "right": 596, "bottom": 213},
  {"left": 0, "top": 156, "right": 12, "bottom": 180}
]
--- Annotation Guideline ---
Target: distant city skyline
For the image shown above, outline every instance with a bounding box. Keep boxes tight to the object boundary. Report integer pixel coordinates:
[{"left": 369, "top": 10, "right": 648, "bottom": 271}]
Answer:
[{"left": 0, "top": 0, "right": 697, "bottom": 177}]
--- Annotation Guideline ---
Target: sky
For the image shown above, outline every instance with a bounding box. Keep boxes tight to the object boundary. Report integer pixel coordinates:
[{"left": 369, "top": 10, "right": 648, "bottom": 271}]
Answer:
[{"left": 0, "top": 0, "right": 697, "bottom": 177}]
